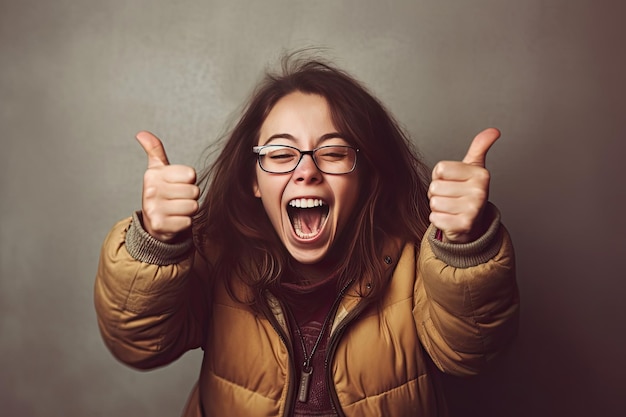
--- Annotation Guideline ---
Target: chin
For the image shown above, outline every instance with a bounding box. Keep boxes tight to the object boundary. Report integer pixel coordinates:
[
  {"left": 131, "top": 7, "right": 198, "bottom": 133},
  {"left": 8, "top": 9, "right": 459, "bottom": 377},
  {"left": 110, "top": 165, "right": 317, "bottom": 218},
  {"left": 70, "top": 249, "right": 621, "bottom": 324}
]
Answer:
[{"left": 285, "top": 244, "right": 331, "bottom": 265}]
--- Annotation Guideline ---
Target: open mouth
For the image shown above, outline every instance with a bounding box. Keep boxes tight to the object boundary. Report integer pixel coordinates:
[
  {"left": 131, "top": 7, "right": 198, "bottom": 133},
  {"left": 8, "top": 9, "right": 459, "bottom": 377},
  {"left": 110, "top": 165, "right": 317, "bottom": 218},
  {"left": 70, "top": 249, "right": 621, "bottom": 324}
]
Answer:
[{"left": 287, "top": 198, "right": 329, "bottom": 239}]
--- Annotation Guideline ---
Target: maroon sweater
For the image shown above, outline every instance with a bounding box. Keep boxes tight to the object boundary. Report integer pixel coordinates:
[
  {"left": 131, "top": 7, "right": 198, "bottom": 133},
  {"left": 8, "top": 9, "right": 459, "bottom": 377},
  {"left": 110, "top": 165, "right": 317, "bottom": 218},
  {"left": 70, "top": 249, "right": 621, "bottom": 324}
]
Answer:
[{"left": 280, "top": 274, "right": 341, "bottom": 417}]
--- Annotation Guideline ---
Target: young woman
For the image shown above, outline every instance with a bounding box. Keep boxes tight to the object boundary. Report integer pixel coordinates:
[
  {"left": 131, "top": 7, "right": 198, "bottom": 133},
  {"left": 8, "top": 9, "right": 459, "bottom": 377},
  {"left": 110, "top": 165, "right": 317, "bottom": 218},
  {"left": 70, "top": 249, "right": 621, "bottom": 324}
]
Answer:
[{"left": 95, "top": 55, "right": 519, "bottom": 417}]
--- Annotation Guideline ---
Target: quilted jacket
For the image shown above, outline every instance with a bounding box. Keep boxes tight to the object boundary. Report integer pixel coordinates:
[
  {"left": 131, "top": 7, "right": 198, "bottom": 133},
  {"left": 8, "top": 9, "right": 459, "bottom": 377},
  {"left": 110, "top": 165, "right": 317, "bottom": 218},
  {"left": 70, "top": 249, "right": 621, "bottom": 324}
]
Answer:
[{"left": 94, "top": 204, "right": 519, "bottom": 417}]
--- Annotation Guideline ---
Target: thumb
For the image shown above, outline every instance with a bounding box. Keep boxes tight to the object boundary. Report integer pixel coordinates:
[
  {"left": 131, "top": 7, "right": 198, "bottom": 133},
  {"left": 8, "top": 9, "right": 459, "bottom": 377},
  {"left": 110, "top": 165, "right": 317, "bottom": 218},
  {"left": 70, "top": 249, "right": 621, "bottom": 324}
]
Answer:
[
  {"left": 136, "top": 131, "right": 170, "bottom": 168},
  {"left": 462, "top": 128, "right": 501, "bottom": 167}
]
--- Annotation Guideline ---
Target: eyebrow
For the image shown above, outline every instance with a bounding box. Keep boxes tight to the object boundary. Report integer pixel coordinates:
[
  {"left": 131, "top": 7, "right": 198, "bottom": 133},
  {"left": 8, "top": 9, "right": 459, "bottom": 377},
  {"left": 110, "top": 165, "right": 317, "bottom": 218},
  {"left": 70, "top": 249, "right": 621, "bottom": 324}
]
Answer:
[{"left": 262, "top": 132, "right": 347, "bottom": 146}]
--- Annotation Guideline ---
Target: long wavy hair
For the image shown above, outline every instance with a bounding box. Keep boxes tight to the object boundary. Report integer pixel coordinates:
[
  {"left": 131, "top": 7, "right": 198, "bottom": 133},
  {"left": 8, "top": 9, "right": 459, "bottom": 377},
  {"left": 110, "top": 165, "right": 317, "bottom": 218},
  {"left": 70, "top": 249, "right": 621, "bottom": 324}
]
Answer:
[{"left": 194, "top": 52, "right": 431, "bottom": 308}]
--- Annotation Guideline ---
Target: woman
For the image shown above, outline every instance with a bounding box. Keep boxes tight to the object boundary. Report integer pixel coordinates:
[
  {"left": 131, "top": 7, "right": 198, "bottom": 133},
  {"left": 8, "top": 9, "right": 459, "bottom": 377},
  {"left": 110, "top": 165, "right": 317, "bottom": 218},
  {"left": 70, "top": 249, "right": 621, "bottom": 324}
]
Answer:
[{"left": 95, "top": 54, "right": 519, "bottom": 416}]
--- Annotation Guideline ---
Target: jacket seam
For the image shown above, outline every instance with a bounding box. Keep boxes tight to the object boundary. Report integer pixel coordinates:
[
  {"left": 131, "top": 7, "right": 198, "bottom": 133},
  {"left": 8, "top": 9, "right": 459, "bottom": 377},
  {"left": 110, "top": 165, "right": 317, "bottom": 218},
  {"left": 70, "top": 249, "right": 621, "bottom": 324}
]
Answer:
[
  {"left": 465, "top": 280, "right": 487, "bottom": 355},
  {"left": 209, "top": 371, "right": 280, "bottom": 402},
  {"left": 342, "top": 373, "right": 428, "bottom": 407}
]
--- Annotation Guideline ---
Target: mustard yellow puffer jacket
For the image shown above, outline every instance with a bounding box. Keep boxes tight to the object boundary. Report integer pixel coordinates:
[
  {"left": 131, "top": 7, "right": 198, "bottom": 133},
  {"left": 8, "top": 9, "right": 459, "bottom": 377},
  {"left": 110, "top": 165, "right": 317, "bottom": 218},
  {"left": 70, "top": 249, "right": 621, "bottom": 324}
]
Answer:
[{"left": 95, "top": 205, "right": 519, "bottom": 417}]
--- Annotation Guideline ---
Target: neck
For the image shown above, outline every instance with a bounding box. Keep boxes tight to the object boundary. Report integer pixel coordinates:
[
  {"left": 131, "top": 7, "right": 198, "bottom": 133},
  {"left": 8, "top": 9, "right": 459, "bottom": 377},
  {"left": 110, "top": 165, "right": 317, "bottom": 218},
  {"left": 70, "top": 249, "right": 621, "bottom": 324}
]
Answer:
[{"left": 289, "top": 257, "right": 339, "bottom": 285}]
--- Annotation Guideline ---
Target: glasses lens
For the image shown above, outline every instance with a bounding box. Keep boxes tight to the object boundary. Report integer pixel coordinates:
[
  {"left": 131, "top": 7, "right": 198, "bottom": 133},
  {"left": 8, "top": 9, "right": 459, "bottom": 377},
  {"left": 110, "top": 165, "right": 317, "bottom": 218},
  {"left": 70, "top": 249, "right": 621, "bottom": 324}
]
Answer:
[
  {"left": 314, "top": 146, "right": 357, "bottom": 174},
  {"left": 256, "top": 145, "right": 357, "bottom": 174},
  {"left": 258, "top": 146, "right": 300, "bottom": 173}
]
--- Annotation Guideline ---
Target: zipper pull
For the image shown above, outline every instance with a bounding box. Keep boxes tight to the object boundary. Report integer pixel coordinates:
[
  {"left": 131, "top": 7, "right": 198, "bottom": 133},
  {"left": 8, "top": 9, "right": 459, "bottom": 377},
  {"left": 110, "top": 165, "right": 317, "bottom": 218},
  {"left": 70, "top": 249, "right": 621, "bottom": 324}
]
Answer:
[{"left": 298, "top": 366, "right": 313, "bottom": 403}]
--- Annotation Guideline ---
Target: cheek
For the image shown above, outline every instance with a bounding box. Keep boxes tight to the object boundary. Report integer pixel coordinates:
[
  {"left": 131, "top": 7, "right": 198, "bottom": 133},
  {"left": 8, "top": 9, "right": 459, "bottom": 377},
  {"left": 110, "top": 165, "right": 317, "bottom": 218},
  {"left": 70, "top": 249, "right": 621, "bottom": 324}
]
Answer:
[
  {"left": 254, "top": 171, "right": 280, "bottom": 201},
  {"left": 337, "top": 177, "right": 361, "bottom": 219},
  {"left": 254, "top": 174, "right": 286, "bottom": 218}
]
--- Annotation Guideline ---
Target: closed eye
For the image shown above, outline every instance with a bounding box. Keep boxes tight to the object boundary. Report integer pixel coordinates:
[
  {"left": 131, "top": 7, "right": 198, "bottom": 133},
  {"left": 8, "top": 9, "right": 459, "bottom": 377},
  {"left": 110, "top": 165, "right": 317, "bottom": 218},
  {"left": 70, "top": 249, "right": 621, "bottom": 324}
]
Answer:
[
  {"left": 269, "top": 153, "right": 296, "bottom": 160},
  {"left": 264, "top": 147, "right": 299, "bottom": 163},
  {"left": 317, "top": 148, "right": 350, "bottom": 160}
]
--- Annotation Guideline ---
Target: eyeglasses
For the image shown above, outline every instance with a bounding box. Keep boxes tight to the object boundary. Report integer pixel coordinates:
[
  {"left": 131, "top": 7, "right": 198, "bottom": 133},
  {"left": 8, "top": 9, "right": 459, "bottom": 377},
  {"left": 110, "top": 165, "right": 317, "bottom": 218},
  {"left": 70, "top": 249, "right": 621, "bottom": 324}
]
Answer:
[{"left": 253, "top": 144, "right": 359, "bottom": 174}]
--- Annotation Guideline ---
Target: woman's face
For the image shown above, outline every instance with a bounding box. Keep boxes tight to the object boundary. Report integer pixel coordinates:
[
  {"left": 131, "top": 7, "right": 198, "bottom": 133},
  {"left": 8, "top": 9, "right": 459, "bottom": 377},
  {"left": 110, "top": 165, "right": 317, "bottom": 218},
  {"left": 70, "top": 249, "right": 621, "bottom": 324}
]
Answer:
[{"left": 253, "top": 92, "right": 360, "bottom": 265}]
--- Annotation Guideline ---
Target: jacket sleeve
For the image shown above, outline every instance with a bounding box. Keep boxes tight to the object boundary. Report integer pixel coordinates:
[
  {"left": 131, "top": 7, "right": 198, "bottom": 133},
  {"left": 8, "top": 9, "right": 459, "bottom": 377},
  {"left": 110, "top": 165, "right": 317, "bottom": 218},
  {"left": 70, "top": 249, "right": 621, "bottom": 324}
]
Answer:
[
  {"left": 413, "top": 203, "right": 520, "bottom": 376},
  {"left": 94, "top": 212, "right": 210, "bottom": 370}
]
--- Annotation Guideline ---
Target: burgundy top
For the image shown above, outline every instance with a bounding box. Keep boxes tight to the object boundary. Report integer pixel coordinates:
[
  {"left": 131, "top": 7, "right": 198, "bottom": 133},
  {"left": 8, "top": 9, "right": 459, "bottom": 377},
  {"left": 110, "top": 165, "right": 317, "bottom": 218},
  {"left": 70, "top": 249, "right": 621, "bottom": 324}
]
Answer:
[{"left": 280, "top": 273, "right": 340, "bottom": 417}]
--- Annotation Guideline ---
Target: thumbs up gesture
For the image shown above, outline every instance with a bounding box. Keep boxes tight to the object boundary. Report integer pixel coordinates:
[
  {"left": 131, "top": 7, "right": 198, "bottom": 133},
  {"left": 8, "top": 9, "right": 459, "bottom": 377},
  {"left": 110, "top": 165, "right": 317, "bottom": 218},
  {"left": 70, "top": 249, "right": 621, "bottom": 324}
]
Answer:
[
  {"left": 135, "top": 131, "right": 200, "bottom": 242},
  {"left": 428, "top": 128, "right": 500, "bottom": 244}
]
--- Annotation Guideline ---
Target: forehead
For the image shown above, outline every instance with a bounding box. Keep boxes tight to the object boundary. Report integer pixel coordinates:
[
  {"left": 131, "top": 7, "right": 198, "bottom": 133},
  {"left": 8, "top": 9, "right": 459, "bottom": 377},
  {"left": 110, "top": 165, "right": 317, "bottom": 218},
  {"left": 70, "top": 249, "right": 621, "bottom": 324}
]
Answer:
[{"left": 259, "top": 92, "right": 337, "bottom": 140}]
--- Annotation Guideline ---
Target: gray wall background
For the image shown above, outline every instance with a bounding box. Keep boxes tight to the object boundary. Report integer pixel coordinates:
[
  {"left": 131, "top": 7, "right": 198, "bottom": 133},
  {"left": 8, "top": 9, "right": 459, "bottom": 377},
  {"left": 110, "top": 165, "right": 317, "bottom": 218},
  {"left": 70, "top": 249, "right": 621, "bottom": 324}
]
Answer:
[{"left": 1, "top": 0, "right": 624, "bottom": 416}]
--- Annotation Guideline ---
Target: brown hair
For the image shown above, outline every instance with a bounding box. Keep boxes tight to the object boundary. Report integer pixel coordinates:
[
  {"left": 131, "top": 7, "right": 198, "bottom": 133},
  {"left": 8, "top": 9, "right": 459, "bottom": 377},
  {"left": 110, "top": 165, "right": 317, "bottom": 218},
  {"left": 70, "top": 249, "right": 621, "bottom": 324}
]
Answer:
[{"left": 194, "top": 52, "right": 431, "bottom": 307}]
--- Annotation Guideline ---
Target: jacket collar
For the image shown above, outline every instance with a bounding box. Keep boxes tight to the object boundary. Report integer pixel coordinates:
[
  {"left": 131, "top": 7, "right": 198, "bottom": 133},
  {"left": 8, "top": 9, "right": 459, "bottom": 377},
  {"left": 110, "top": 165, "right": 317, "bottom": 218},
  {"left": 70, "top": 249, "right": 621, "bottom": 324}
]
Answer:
[{"left": 332, "top": 237, "right": 405, "bottom": 333}]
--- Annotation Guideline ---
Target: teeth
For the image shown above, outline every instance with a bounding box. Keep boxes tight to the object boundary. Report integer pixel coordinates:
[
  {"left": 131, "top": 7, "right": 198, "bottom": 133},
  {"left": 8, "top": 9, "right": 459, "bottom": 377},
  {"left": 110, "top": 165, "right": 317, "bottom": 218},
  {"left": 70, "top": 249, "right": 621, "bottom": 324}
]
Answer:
[
  {"left": 288, "top": 198, "right": 325, "bottom": 208},
  {"left": 294, "top": 229, "right": 317, "bottom": 239}
]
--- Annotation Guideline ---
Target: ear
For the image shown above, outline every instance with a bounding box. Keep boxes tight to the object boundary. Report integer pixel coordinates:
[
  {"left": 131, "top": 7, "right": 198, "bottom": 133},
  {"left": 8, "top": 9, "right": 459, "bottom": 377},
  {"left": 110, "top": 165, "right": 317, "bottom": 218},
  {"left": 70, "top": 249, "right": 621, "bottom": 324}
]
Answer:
[{"left": 253, "top": 179, "right": 261, "bottom": 198}]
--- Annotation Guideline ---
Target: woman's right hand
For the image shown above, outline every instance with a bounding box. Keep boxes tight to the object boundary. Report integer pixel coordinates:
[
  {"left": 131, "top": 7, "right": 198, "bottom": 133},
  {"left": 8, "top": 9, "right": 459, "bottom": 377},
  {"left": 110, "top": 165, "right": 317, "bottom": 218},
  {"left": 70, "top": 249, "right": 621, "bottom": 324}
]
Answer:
[{"left": 135, "top": 131, "right": 200, "bottom": 242}]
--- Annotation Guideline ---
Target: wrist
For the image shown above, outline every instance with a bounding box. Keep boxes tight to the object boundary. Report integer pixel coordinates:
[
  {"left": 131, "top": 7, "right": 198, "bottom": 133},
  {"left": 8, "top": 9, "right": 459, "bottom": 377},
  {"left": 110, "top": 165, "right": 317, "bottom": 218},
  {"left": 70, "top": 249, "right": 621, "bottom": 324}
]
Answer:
[{"left": 126, "top": 211, "right": 194, "bottom": 265}]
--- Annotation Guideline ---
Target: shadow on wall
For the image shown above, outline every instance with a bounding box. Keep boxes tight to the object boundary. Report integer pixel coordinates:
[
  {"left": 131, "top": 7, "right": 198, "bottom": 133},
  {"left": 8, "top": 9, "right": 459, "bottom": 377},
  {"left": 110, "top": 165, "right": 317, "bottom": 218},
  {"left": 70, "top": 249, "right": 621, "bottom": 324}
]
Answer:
[{"left": 441, "top": 240, "right": 624, "bottom": 417}]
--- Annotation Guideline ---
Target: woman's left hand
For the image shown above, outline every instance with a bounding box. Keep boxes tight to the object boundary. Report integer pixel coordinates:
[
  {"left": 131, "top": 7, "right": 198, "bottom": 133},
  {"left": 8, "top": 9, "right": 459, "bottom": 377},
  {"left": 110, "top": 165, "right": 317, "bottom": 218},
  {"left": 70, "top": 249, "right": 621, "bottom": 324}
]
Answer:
[{"left": 428, "top": 128, "right": 500, "bottom": 244}]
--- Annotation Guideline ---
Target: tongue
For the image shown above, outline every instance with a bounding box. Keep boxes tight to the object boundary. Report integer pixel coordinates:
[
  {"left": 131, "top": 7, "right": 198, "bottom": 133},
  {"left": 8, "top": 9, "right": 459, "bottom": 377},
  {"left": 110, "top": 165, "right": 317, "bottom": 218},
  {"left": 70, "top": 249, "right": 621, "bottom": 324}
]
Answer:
[{"left": 293, "top": 208, "right": 322, "bottom": 235}]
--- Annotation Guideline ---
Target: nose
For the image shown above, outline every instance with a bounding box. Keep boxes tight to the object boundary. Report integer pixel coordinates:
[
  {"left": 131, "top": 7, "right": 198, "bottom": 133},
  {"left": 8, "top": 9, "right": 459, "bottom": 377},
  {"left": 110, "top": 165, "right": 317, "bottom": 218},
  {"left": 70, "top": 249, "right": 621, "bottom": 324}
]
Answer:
[{"left": 293, "top": 153, "right": 321, "bottom": 183}]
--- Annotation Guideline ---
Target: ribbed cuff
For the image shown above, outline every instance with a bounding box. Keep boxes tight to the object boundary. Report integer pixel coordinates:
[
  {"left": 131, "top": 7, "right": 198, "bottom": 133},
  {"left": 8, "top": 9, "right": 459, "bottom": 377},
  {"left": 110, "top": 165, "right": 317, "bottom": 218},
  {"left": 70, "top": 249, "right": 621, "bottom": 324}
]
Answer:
[
  {"left": 427, "top": 202, "right": 502, "bottom": 269},
  {"left": 125, "top": 211, "right": 194, "bottom": 265}
]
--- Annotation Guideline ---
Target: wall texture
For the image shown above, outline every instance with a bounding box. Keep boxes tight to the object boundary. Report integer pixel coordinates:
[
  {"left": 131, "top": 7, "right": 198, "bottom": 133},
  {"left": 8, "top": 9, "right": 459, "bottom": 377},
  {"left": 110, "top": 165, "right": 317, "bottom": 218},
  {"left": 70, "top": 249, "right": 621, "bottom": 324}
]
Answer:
[{"left": 1, "top": 0, "right": 624, "bottom": 416}]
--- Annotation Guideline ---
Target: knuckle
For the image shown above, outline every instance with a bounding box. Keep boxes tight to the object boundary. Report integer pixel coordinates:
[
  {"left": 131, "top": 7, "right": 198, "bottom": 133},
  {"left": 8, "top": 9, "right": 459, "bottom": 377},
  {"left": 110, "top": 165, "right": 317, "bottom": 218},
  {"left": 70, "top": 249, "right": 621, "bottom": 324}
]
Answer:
[
  {"left": 181, "top": 217, "right": 193, "bottom": 229},
  {"left": 144, "top": 206, "right": 164, "bottom": 226},
  {"left": 150, "top": 216, "right": 165, "bottom": 232},
  {"left": 432, "top": 162, "right": 445, "bottom": 177},
  {"left": 143, "top": 185, "right": 158, "bottom": 199},
  {"left": 142, "top": 202, "right": 156, "bottom": 217},
  {"left": 475, "top": 188, "right": 488, "bottom": 202},
  {"left": 428, "top": 181, "right": 438, "bottom": 196},
  {"left": 174, "top": 165, "right": 196, "bottom": 183},
  {"left": 463, "top": 200, "right": 480, "bottom": 217},
  {"left": 477, "top": 168, "right": 490, "bottom": 182},
  {"left": 186, "top": 167, "right": 197, "bottom": 183},
  {"left": 143, "top": 168, "right": 159, "bottom": 183},
  {"left": 458, "top": 216, "right": 474, "bottom": 233},
  {"left": 191, "top": 185, "right": 201, "bottom": 199}
]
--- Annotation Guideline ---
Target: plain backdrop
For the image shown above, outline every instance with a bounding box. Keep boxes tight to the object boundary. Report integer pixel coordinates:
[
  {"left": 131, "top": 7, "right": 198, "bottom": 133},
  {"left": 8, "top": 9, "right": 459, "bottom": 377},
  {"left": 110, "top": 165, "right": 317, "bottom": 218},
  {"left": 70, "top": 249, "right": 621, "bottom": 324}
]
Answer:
[{"left": 1, "top": 1, "right": 625, "bottom": 416}]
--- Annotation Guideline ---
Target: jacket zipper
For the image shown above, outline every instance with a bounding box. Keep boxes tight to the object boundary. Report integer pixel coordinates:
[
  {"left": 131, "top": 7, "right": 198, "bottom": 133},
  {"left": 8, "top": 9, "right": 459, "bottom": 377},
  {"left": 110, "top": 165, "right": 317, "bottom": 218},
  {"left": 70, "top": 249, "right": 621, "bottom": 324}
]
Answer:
[
  {"left": 265, "top": 279, "right": 366, "bottom": 417},
  {"left": 261, "top": 295, "right": 298, "bottom": 417},
  {"left": 325, "top": 295, "right": 372, "bottom": 417}
]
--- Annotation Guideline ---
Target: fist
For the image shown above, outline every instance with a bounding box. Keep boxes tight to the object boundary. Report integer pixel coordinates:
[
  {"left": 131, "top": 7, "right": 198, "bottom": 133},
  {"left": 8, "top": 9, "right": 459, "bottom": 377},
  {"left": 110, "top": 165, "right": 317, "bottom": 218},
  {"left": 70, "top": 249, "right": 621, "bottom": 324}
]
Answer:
[
  {"left": 428, "top": 128, "right": 500, "bottom": 244},
  {"left": 136, "top": 131, "right": 200, "bottom": 242}
]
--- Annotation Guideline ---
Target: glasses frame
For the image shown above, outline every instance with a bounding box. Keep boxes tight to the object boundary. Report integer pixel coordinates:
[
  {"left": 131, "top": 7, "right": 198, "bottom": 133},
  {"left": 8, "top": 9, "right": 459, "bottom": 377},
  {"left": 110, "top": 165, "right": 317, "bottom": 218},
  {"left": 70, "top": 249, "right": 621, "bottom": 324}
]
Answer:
[{"left": 252, "top": 144, "right": 359, "bottom": 174}]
